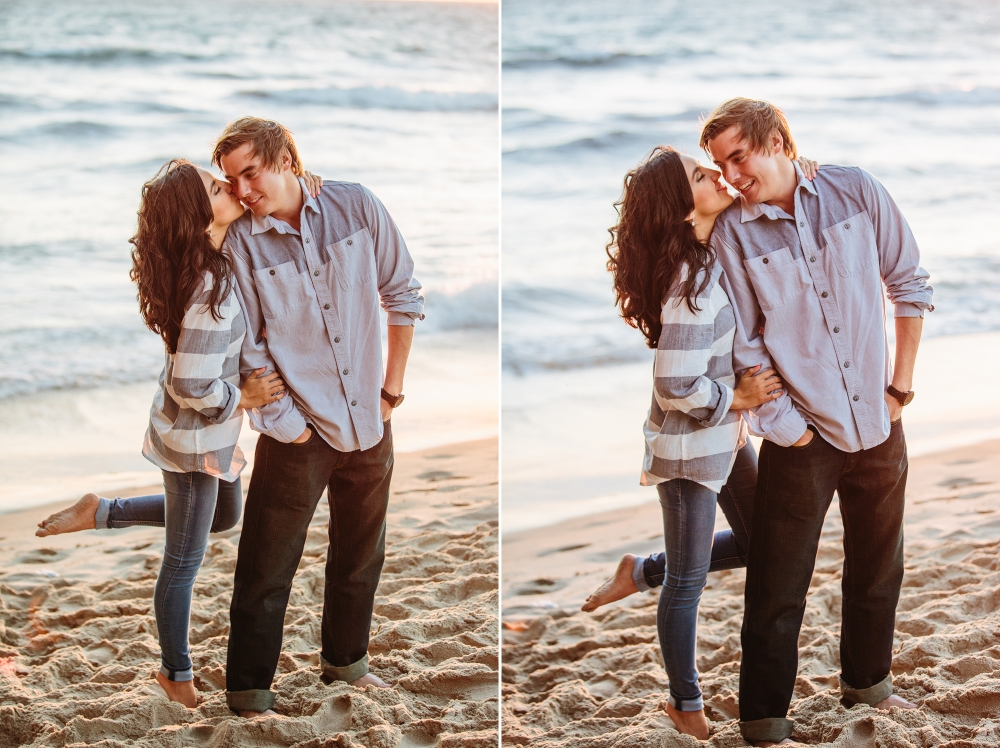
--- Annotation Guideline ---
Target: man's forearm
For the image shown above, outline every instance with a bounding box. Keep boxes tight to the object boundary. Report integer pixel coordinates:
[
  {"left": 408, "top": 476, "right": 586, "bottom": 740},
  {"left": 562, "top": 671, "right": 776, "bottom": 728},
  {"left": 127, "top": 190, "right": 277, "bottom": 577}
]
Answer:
[
  {"left": 384, "top": 324, "right": 414, "bottom": 394},
  {"left": 892, "top": 316, "right": 923, "bottom": 391}
]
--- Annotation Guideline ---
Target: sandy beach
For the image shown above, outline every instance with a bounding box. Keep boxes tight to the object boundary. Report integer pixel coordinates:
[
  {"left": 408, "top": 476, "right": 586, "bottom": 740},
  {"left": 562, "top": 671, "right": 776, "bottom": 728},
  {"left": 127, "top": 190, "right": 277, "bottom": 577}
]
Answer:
[
  {"left": 0, "top": 437, "right": 498, "bottom": 748},
  {"left": 502, "top": 435, "right": 1000, "bottom": 746}
]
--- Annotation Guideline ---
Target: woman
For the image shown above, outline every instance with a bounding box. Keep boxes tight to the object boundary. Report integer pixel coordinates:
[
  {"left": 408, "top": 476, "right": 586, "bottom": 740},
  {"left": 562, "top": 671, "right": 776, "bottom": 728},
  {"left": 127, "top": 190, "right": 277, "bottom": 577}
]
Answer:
[
  {"left": 592, "top": 146, "right": 816, "bottom": 740},
  {"left": 34, "top": 160, "right": 322, "bottom": 709}
]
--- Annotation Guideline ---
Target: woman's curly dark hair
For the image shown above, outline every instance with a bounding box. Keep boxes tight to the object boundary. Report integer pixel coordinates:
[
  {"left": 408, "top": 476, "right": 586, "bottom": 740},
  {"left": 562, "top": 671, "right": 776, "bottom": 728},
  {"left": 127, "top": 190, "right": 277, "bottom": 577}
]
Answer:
[
  {"left": 129, "top": 160, "right": 233, "bottom": 354},
  {"left": 606, "top": 146, "right": 715, "bottom": 349}
]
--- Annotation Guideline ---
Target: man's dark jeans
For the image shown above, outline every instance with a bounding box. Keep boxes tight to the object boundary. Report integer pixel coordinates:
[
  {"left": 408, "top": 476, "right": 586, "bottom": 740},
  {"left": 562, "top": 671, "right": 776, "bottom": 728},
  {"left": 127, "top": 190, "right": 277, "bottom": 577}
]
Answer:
[
  {"left": 739, "top": 421, "right": 907, "bottom": 744},
  {"left": 226, "top": 423, "right": 393, "bottom": 713}
]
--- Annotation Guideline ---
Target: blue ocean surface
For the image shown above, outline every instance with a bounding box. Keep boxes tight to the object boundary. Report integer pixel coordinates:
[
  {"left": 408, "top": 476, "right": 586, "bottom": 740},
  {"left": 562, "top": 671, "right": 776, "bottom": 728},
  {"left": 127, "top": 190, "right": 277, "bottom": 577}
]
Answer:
[
  {"left": 502, "top": 0, "right": 1000, "bottom": 375},
  {"left": 0, "top": 0, "right": 498, "bottom": 400}
]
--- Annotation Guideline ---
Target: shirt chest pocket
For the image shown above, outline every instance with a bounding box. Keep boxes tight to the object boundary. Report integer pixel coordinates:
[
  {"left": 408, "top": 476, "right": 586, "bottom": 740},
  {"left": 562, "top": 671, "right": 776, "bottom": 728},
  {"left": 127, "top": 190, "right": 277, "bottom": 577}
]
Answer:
[
  {"left": 744, "top": 246, "right": 812, "bottom": 311},
  {"left": 326, "top": 229, "right": 376, "bottom": 290},
  {"left": 822, "top": 212, "right": 878, "bottom": 278},
  {"left": 254, "top": 261, "right": 311, "bottom": 319}
]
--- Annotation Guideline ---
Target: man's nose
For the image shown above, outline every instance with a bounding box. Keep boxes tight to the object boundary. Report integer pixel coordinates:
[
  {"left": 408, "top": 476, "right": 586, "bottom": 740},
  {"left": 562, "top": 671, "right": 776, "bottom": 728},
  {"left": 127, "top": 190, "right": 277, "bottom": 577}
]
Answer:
[{"left": 723, "top": 164, "right": 740, "bottom": 185}]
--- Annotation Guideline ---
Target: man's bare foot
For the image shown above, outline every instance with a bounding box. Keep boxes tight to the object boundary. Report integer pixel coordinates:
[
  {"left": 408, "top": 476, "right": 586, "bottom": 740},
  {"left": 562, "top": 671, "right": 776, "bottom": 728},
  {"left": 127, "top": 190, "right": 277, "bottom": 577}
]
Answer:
[
  {"left": 665, "top": 702, "right": 710, "bottom": 741},
  {"left": 350, "top": 672, "right": 390, "bottom": 688},
  {"left": 581, "top": 554, "right": 639, "bottom": 612},
  {"left": 874, "top": 694, "right": 917, "bottom": 710},
  {"left": 154, "top": 671, "right": 198, "bottom": 708},
  {"left": 237, "top": 709, "right": 278, "bottom": 718},
  {"left": 36, "top": 493, "right": 101, "bottom": 537}
]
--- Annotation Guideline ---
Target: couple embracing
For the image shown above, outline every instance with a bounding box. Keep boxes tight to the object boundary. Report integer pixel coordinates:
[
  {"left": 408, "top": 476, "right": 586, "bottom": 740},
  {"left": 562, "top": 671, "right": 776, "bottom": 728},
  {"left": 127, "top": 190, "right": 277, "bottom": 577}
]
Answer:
[
  {"left": 587, "top": 98, "right": 933, "bottom": 745},
  {"left": 36, "top": 117, "right": 423, "bottom": 715}
]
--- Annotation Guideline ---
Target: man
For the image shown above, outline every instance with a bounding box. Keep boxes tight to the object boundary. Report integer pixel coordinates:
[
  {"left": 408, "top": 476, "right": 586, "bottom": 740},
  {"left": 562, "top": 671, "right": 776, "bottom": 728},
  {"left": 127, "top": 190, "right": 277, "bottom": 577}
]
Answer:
[
  {"left": 214, "top": 117, "right": 424, "bottom": 716},
  {"left": 700, "top": 99, "right": 933, "bottom": 746}
]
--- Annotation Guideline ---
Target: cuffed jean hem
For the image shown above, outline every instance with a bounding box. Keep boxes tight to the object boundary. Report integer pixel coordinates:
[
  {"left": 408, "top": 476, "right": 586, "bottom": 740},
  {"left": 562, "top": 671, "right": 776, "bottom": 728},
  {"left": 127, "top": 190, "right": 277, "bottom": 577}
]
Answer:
[
  {"left": 668, "top": 693, "right": 703, "bottom": 712},
  {"left": 633, "top": 555, "right": 651, "bottom": 592},
  {"left": 159, "top": 663, "right": 193, "bottom": 683},
  {"left": 226, "top": 688, "right": 276, "bottom": 713},
  {"left": 94, "top": 497, "right": 112, "bottom": 530},
  {"left": 740, "top": 717, "right": 795, "bottom": 743},
  {"left": 321, "top": 653, "right": 369, "bottom": 683},
  {"left": 841, "top": 673, "right": 893, "bottom": 706}
]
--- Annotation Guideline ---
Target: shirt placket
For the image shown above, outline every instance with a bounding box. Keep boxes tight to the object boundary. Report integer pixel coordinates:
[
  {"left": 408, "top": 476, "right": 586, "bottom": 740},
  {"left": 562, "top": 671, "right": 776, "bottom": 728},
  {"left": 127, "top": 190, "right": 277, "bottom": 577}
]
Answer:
[
  {"left": 299, "top": 220, "right": 365, "bottom": 436},
  {"left": 793, "top": 191, "right": 873, "bottom": 449}
]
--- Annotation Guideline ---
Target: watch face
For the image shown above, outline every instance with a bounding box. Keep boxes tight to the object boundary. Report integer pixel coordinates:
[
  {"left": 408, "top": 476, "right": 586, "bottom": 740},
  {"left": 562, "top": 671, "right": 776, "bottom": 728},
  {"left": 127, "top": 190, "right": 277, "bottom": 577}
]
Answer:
[{"left": 902, "top": 391, "right": 914, "bottom": 406}]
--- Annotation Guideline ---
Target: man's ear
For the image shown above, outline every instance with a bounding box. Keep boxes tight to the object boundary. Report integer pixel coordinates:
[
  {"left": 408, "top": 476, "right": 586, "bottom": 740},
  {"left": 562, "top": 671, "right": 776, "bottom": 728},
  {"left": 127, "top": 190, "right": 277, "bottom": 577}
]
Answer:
[
  {"left": 280, "top": 149, "right": 293, "bottom": 173},
  {"left": 770, "top": 131, "right": 785, "bottom": 157}
]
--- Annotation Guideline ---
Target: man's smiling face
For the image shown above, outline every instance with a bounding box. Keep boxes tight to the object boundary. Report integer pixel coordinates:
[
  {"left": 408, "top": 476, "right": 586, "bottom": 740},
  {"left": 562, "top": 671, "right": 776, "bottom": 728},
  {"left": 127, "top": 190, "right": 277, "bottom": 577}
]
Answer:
[
  {"left": 219, "top": 143, "right": 290, "bottom": 217},
  {"left": 706, "top": 125, "right": 786, "bottom": 206}
]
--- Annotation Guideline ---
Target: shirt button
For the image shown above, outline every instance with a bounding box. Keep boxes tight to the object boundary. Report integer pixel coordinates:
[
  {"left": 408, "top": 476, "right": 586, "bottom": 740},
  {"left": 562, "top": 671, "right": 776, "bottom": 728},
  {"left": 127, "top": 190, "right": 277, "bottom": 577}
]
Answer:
[
  {"left": 269, "top": 269, "right": 275, "bottom": 275},
  {"left": 821, "top": 291, "right": 829, "bottom": 298},
  {"left": 351, "top": 400, "right": 357, "bottom": 406},
  {"left": 844, "top": 223, "right": 850, "bottom": 230},
  {"left": 853, "top": 395, "right": 859, "bottom": 401},
  {"left": 833, "top": 326, "right": 840, "bottom": 333},
  {"left": 844, "top": 361, "right": 851, "bottom": 368},
  {"left": 324, "top": 303, "right": 330, "bottom": 310},
  {"left": 347, "top": 239, "right": 353, "bottom": 245},
  {"left": 305, "top": 238, "right": 310, "bottom": 244},
  {"left": 343, "top": 368, "right": 348, "bottom": 375},
  {"left": 810, "top": 256, "right": 816, "bottom": 262},
  {"left": 762, "top": 257, "right": 769, "bottom": 264},
  {"left": 799, "top": 221, "right": 805, "bottom": 227},
  {"left": 334, "top": 336, "right": 340, "bottom": 343},
  {"left": 314, "top": 270, "right": 320, "bottom": 276}
]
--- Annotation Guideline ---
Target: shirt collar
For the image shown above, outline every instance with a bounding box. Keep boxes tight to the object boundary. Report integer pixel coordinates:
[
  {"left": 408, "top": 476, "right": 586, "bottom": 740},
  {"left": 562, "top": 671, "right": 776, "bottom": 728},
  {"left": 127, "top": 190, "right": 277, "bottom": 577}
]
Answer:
[
  {"left": 249, "top": 177, "right": 320, "bottom": 236},
  {"left": 738, "top": 160, "right": 816, "bottom": 223}
]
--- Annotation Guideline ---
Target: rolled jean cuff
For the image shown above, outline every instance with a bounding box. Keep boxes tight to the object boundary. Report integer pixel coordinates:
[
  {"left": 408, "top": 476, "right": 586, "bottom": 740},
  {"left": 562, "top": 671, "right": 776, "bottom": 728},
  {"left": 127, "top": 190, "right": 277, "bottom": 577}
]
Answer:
[
  {"left": 321, "top": 653, "right": 369, "bottom": 683},
  {"left": 668, "top": 692, "right": 703, "bottom": 712},
  {"left": 159, "top": 663, "right": 193, "bottom": 683},
  {"left": 740, "top": 717, "right": 795, "bottom": 743},
  {"left": 226, "top": 688, "right": 276, "bottom": 713},
  {"left": 94, "top": 497, "right": 112, "bottom": 530},
  {"left": 633, "top": 555, "right": 651, "bottom": 592},
  {"left": 841, "top": 673, "right": 893, "bottom": 706}
]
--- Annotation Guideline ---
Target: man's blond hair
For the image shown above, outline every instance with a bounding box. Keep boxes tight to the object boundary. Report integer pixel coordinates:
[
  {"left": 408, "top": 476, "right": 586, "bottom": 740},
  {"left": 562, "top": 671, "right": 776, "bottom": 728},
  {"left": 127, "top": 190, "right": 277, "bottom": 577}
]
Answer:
[
  {"left": 699, "top": 98, "right": 797, "bottom": 160},
  {"left": 212, "top": 117, "right": 303, "bottom": 175}
]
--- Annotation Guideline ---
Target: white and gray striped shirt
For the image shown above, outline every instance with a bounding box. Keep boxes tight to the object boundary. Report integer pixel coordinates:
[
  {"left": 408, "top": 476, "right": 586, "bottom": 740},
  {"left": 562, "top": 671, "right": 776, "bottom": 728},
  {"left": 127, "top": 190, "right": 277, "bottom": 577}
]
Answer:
[
  {"left": 641, "top": 265, "right": 748, "bottom": 493},
  {"left": 142, "top": 272, "right": 247, "bottom": 482}
]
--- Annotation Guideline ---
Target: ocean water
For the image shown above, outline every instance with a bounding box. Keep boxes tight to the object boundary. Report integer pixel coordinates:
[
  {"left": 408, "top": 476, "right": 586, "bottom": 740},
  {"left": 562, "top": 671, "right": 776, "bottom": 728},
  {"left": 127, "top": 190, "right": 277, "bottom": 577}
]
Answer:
[
  {"left": 501, "top": 0, "right": 1000, "bottom": 530},
  {"left": 0, "top": 0, "right": 498, "bottom": 401}
]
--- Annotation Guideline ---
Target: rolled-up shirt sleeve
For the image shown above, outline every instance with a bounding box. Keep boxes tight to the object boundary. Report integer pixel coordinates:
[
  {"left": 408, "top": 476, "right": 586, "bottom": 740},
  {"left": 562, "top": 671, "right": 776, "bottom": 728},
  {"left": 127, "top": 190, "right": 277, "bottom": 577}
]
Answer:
[
  {"left": 861, "top": 169, "right": 935, "bottom": 318},
  {"left": 362, "top": 187, "right": 425, "bottom": 326},
  {"left": 713, "top": 240, "right": 809, "bottom": 447},
  {"left": 226, "top": 243, "right": 309, "bottom": 443}
]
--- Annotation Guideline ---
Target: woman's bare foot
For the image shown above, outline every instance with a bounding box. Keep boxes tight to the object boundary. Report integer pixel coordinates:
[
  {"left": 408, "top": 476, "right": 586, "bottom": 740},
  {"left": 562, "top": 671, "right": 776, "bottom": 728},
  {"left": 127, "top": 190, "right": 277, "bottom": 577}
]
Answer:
[
  {"left": 874, "top": 694, "right": 917, "bottom": 710},
  {"left": 154, "top": 670, "right": 198, "bottom": 708},
  {"left": 665, "top": 702, "right": 710, "bottom": 741},
  {"left": 237, "top": 709, "right": 278, "bottom": 718},
  {"left": 581, "top": 554, "right": 639, "bottom": 612},
  {"left": 36, "top": 493, "right": 101, "bottom": 537},
  {"left": 350, "top": 673, "right": 390, "bottom": 688}
]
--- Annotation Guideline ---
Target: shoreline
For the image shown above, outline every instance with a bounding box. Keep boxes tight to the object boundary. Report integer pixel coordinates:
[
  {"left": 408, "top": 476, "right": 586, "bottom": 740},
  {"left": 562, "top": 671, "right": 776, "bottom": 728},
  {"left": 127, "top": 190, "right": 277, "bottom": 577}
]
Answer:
[
  {"left": 502, "top": 329, "right": 1000, "bottom": 534},
  {"left": 0, "top": 328, "right": 498, "bottom": 515}
]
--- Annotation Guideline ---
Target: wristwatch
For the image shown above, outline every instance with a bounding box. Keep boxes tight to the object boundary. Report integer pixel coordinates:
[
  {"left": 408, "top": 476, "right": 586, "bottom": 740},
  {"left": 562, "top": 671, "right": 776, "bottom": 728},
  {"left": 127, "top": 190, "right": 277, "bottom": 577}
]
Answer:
[
  {"left": 381, "top": 388, "right": 405, "bottom": 408},
  {"left": 886, "top": 385, "right": 914, "bottom": 407}
]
